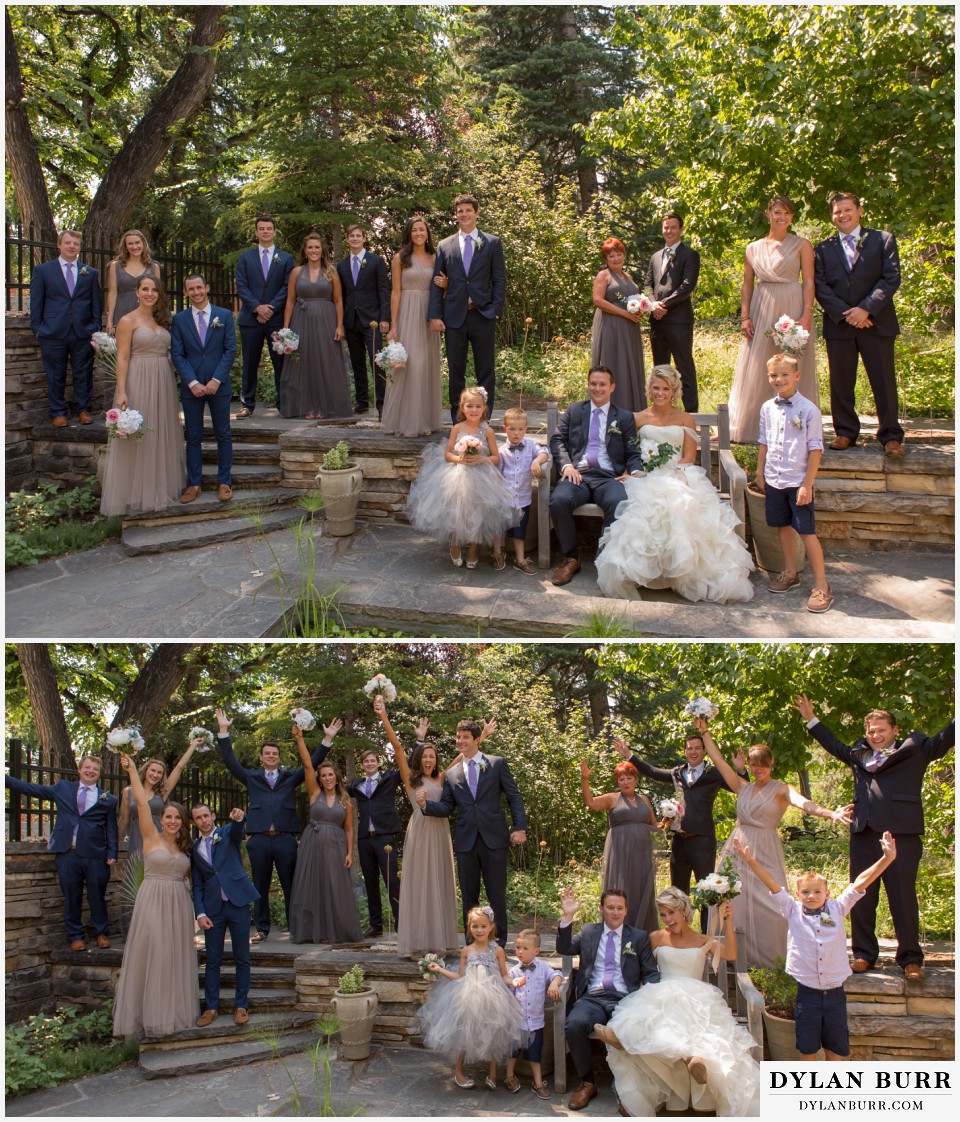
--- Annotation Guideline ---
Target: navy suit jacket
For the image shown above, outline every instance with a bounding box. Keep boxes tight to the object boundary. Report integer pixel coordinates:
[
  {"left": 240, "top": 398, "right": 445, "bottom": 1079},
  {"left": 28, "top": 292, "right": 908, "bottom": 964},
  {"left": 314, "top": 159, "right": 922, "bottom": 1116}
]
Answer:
[
  {"left": 235, "top": 247, "right": 294, "bottom": 328},
  {"left": 217, "top": 735, "right": 330, "bottom": 834},
  {"left": 5, "top": 776, "right": 118, "bottom": 860},
  {"left": 191, "top": 818, "right": 260, "bottom": 917},
  {"left": 427, "top": 230, "right": 506, "bottom": 328},
  {"left": 550, "top": 400, "right": 643, "bottom": 477},
  {"left": 170, "top": 305, "right": 237, "bottom": 396},
  {"left": 809, "top": 718, "right": 954, "bottom": 835},
  {"left": 814, "top": 228, "right": 901, "bottom": 339},
  {"left": 347, "top": 770, "right": 403, "bottom": 834},
  {"left": 422, "top": 753, "right": 526, "bottom": 852},
  {"left": 30, "top": 258, "right": 102, "bottom": 340},
  {"left": 644, "top": 242, "right": 700, "bottom": 326},
  {"left": 556, "top": 920, "right": 660, "bottom": 1001},
  {"left": 336, "top": 252, "right": 390, "bottom": 331}
]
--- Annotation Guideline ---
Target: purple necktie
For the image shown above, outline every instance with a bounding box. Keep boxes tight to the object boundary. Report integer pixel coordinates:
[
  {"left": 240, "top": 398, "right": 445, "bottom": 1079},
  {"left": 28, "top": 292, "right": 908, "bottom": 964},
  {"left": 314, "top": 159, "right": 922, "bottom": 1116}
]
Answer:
[
  {"left": 267, "top": 771, "right": 276, "bottom": 789},
  {"left": 77, "top": 785, "right": 88, "bottom": 814},
  {"left": 865, "top": 752, "right": 886, "bottom": 773},
  {"left": 365, "top": 776, "right": 373, "bottom": 797},
  {"left": 261, "top": 248, "right": 270, "bottom": 279},
  {"left": 843, "top": 234, "right": 858, "bottom": 266},
  {"left": 197, "top": 309, "right": 207, "bottom": 345},
  {"left": 586, "top": 406, "right": 602, "bottom": 469},
  {"left": 462, "top": 235, "right": 474, "bottom": 276},
  {"left": 205, "top": 836, "right": 214, "bottom": 865},
  {"left": 602, "top": 928, "right": 617, "bottom": 990},
  {"left": 65, "top": 262, "right": 76, "bottom": 295},
  {"left": 468, "top": 758, "right": 478, "bottom": 798},
  {"left": 352, "top": 256, "right": 360, "bottom": 284}
]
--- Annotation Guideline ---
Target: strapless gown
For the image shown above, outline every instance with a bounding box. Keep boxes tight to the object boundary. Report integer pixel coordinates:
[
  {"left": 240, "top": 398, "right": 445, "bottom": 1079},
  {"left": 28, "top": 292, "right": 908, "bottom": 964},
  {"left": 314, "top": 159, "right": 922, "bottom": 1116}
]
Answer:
[
  {"left": 595, "top": 424, "right": 754, "bottom": 602},
  {"left": 605, "top": 943, "right": 760, "bottom": 1116}
]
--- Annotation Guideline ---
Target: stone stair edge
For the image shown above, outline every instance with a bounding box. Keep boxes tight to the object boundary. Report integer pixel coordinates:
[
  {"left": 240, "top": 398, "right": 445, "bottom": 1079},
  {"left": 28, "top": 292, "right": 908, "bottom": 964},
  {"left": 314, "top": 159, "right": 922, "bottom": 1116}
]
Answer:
[{"left": 139, "top": 1030, "right": 320, "bottom": 1077}]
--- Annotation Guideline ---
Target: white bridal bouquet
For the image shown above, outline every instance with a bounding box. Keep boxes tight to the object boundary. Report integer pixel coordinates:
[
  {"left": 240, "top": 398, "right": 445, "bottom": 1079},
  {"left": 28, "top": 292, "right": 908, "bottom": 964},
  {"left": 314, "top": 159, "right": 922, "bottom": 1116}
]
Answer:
[
  {"left": 683, "top": 696, "right": 719, "bottom": 720},
  {"left": 374, "top": 340, "right": 409, "bottom": 379},
  {"left": 639, "top": 438, "right": 676, "bottom": 471},
  {"left": 105, "top": 408, "right": 145, "bottom": 441},
  {"left": 690, "top": 856, "right": 741, "bottom": 908},
  {"left": 189, "top": 727, "right": 215, "bottom": 750},
  {"left": 766, "top": 315, "right": 810, "bottom": 356},
  {"left": 106, "top": 723, "right": 146, "bottom": 754},
  {"left": 91, "top": 331, "right": 118, "bottom": 377},
  {"left": 626, "top": 293, "right": 655, "bottom": 315},
  {"left": 658, "top": 797, "right": 684, "bottom": 820},
  {"left": 271, "top": 327, "right": 300, "bottom": 357},
  {"left": 290, "top": 707, "right": 317, "bottom": 731},
  {"left": 363, "top": 673, "right": 397, "bottom": 702}
]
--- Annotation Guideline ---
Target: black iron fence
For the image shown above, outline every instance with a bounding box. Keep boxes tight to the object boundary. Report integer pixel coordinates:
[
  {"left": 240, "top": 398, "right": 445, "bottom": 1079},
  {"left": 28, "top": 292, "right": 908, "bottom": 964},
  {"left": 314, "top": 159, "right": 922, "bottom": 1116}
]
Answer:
[
  {"left": 5, "top": 220, "right": 238, "bottom": 316},
  {"left": 4, "top": 738, "right": 308, "bottom": 843}
]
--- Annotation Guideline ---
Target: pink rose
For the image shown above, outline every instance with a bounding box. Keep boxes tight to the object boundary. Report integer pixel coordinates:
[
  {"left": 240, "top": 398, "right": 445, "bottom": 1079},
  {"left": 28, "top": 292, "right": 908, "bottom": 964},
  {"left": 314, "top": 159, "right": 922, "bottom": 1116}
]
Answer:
[{"left": 106, "top": 409, "right": 120, "bottom": 424}]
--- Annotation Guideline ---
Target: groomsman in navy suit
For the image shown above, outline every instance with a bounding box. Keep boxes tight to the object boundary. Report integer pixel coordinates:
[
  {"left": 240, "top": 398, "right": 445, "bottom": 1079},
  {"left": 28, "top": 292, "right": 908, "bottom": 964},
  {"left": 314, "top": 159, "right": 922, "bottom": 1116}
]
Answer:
[
  {"left": 428, "top": 193, "right": 506, "bottom": 422},
  {"left": 29, "top": 229, "right": 102, "bottom": 426},
  {"left": 336, "top": 225, "right": 391, "bottom": 417},
  {"left": 5, "top": 755, "right": 118, "bottom": 950},
  {"left": 814, "top": 192, "right": 904, "bottom": 455},
  {"left": 235, "top": 215, "right": 294, "bottom": 416},
  {"left": 346, "top": 745, "right": 402, "bottom": 938},
  {"left": 170, "top": 274, "right": 237, "bottom": 503},
  {"left": 191, "top": 804, "right": 260, "bottom": 1026},
  {"left": 215, "top": 707, "right": 341, "bottom": 941}
]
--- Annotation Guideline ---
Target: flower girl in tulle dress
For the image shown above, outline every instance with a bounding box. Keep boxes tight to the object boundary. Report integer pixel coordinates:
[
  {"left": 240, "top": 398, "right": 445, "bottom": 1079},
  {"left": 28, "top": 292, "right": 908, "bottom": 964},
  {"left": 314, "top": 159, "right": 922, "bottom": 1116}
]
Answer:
[
  {"left": 416, "top": 905, "right": 528, "bottom": 1089},
  {"left": 406, "top": 387, "right": 519, "bottom": 569}
]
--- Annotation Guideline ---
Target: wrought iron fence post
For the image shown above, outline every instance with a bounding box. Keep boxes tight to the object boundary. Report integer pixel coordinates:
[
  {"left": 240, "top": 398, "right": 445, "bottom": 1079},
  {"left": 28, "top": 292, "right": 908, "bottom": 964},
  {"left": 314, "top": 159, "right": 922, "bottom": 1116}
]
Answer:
[{"left": 8, "top": 737, "right": 23, "bottom": 841}]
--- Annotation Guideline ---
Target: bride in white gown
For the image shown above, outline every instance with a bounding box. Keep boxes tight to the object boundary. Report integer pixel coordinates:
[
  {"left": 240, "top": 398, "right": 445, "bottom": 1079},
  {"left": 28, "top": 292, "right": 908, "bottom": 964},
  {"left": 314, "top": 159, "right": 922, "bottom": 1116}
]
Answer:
[
  {"left": 594, "top": 888, "right": 760, "bottom": 1117},
  {"left": 595, "top": 365, "right": 755, "bottom": 602}
]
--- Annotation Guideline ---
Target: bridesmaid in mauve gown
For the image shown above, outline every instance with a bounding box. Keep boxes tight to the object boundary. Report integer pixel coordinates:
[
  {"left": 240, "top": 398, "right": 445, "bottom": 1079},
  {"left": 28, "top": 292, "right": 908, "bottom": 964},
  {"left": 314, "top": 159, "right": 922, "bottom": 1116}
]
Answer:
[
  {"left": 100, "top": 275, "right": 185, "bottom": 516},
  {"left": 288, "top": 729, "right": 362, "bottom": 944},
  {"left": 373, "top": 697, "right": 461, "bottom": 956},
  {"left": 696, "top": 719, "right": 852, "bottom": 967},
  {"left": 113, "top": 754, "right": 198, "bottom": 1038},
  {"left": 728, "top": 196, "right": 819, "bottom": 442},
  {"left": 591, "top": 237, "right": 647, "bottom": 412},
  {"left": 381, "top": 215, "right": 443, "bottom": 437},
  {"left": 278, "top": 233, "right": 352, "bottom": 419},
  {"left": 581, "top": 757, "right": 659, "bottom": 933}
]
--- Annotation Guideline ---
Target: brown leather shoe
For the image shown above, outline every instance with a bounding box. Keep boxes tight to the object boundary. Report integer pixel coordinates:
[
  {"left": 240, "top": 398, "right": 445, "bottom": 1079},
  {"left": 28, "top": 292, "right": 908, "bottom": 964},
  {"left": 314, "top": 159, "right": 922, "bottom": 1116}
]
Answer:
[
  {"left": 551, "top": 556, "right": 581, "bottom": 586},
  {"left": 78, "top": 410, "right": 94, "bottom": 424},
  {"left": 237, "top": 406, "right": 254, "bottom": 419},
  {"left": 69, "top": 939, "right": 87, "bottom": 952},
  {"left": 96, "top": 934, "right": 111, "bottom": 949},
  {"left": 568, "top": 1081, "right": 597, "bottom": 1110},
  {"left": 180, "top": 485, "right": 201, "bottom": 504},
  {"left": 904, "top": 963, "right": 924, "bottom": 981},
  {"left": 234, "top": 1007, "right": 249, "bottom": 1025},
  {"left": 196, "top": 1009, "right": 219, "bottom": 1027},
  {"left": 218, "top": 484, "right": 233, "bottom": 502},
  {"left": 52, "top": 415, "right": 69, "bottom": 428},
  {"left": 884, "top": 439, "right": 905, "bottom": 457},
  {"left": 851, "top": 957, "right": 872, "bottom": 973},
  {"left": 828, "top": 436, "right": 856, "bottom": 450}
]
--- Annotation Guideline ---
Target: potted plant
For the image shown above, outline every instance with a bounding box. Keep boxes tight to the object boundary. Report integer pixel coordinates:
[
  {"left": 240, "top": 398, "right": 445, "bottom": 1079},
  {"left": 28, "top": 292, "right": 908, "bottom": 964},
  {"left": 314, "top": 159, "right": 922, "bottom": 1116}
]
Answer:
[
  {"left": 330, "top": 964, "right": 378, "bottom": 1060},
  {"left": 748, "top": 958, "right": 823, "bottom": 1060},
  {"left": 315, "top": 440, "right": 363, "bottom": 537},
  {"left": 732, "top": 444, "right": 805, "bottom": 575}
]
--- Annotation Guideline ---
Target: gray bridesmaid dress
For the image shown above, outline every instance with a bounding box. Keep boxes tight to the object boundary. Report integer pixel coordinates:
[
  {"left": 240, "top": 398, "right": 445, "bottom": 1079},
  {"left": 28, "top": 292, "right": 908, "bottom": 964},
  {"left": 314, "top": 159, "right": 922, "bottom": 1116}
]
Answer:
[
  {"left": 277, "top": 269, "right": 353, "bottom": 418},
  {"left": 288, "top": 797, "right": 362, "bottom": 943},
  {"left": 591, "top": 271, "right": 647, "bottom": 412},
  {"left": 602, "top": 793, "right": 659, "bottom": 933}
]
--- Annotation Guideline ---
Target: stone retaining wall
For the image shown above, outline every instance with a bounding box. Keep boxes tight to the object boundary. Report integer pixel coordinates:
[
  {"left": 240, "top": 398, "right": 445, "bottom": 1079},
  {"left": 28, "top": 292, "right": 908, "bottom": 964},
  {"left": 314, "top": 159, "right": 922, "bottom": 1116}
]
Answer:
[{"left": 846, "top": 967, "right": 954, "bottom": 1059}]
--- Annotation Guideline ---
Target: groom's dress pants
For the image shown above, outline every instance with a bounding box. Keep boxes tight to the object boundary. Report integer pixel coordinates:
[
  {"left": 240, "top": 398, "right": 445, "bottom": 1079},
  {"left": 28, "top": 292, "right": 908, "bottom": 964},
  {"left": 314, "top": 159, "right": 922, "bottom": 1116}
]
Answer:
[
  {"left": 566, "top": 989, "right": 625, "bottom": 1080},
  {"left": 444, "top": 309, "right": 496, "bottom": 422},
  {"left": 456, "top": 836, "right": 509, "bottom": 948},
  {"left": 245, "top": 832, "right": 297, "bottom": 933},
  {"left": 549, "top": 468, "right": 628, "bottom": 558}
]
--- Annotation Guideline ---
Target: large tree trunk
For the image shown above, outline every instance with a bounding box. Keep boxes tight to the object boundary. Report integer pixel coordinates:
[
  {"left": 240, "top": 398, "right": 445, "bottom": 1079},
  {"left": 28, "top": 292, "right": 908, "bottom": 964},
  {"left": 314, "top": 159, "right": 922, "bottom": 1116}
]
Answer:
[
  {"left": 15, "top": 644, "right": 76, "bottom": 775},
  {"left": 83, "top": 6, "right": 228, "bottom": 247},
  {"left": 111, "top": 644, "right": 199, "bottom": 737},
  {"left": 5, "top": 11, "right": 57, "bottom": 245}
]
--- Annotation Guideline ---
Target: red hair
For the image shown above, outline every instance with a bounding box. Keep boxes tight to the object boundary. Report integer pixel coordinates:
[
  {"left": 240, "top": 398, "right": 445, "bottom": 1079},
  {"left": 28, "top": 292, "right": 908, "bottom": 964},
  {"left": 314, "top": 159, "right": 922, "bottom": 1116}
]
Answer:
[
  {"left": 601, "top": 237, "right": 626, "bottom": 259},
  {"left": 614, "top": 761, "right": 638, "bottom": 781}
]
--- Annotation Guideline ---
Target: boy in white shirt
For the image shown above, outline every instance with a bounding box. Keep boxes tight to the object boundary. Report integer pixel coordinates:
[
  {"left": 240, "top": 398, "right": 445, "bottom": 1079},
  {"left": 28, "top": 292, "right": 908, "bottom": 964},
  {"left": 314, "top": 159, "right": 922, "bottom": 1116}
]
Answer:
[
  {"left": 504, "top": 928, "right": 562, "bottom": 1098},
  {"left": 734, "top": 831, "right": 896, "bottom": 1059}
]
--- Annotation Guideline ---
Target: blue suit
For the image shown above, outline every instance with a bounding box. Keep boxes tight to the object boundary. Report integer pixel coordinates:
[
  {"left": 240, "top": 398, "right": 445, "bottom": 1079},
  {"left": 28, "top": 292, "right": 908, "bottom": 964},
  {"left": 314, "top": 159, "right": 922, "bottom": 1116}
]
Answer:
[
  {"left": 192, "top": 817, "right": 259, "bottom": 1012},
  {"left": 235, "top": 246, "right": 294, "bottom": 409},
  {"left": 217, "top": 733, "right": 331, "bottom": 934},
  {"left": 29, "top": 257, "right": 102, "bottom": 417},
  {"left": 170, "top": 305, "right": 237, "bottom": 488},
  {"left": 5, "top": 775, "right": 118, "bottom": 942}
]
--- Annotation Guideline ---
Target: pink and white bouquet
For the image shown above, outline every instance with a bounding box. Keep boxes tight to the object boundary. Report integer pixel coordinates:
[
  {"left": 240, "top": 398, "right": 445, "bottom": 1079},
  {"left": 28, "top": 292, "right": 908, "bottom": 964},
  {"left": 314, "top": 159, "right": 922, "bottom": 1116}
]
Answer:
[
  {"left": 189, "top": 727, "right": 215, "bottom": 750},
  {"left": 766, "top": 315, "right": 810, "bottom": 356},
  {"left": 690, "top": 856, "right": 741, "bottom": 908},
  {"left": 417, "top": 952, "right": 444, "bottom": 978},
  {"left": 105, "top": 408, "right": 145, "bottom": 440},
  {"left": 106, "top": 723, "right": 145, "bottom": 754},
  {"left": 271, "top": 328, "right": 300, "bottom": 358},
  {"left": 626, "top": 294, "right": 655, "bottom": 315},
  {"left": 363, "top": 674, "right": 397, "bottom": 702},
  {"left": 683, "top": 696, "right": 719, "bottom": 720},
  {"left": 290, "top": 707, "right": 317, "bottom": 731},
  {"left": 91, "top": 331, "right": 118, "bottom": 377},
  {"left": 374, "top": 340, "right": 408, "bottom": 381},
  {"left": 658, "top": 796, "right": 685, "bottom": 833},
  {"left": 454, "top": 435, "right": 485, "bottom": 458}
]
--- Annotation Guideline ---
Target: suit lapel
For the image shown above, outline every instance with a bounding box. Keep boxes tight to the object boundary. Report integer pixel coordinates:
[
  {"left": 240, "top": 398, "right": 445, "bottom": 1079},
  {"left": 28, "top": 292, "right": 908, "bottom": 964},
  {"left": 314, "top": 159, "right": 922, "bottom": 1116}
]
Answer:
[{"left": 832, "top": 234, "right": 852, "bottom": 274}]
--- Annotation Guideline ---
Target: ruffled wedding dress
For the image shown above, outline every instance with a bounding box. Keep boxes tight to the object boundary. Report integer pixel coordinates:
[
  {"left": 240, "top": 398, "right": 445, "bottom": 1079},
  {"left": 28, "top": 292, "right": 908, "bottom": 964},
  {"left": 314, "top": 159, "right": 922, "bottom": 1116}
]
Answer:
[
  {"left": 604, "top": 943, "right": 760, "bottom": 1117},
  {"left": 595, "top": 424, "right": 754, "bottom": 603}
]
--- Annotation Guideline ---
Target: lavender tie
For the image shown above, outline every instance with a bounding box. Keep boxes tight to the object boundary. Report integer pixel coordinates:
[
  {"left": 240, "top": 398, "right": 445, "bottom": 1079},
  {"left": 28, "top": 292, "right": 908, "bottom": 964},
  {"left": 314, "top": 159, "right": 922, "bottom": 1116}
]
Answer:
[
  {"left": 468, "top": 758, "right": 478, "bottom": 798},
  {"left": 462, "top": 235, "right": 474, "bottom": 276},
  {"left": 65, "top": 263, "right": 76, "bottom": 296},
  {"left": 197, "top": 309, "right": 207, "bottom": 345},
  {"left": 843, "top": 234, "right": 858, "bottom": 266},
  {"left": 77, "top": 785, "right": 88, "bottom": 814},
  {"left": 602, "top": 928, "right": 617, "bottom": 990},
  {"left": 267, "top": 771, "right": 276, "bottom": 789},
  {"left": 261, "top": 248, "right": 270, "bottom": 279},
  {"left": 585, "top": 407, "right": 602, "bottom": 470},
  {"left": 365, "top": 776, "right": 373, "bottom": 797},
  {"left": 352, "top": 256, "right": 360, "bottom": 284},
  {"left": 205, "top": 836, "right": 214, "bottom": 865}
]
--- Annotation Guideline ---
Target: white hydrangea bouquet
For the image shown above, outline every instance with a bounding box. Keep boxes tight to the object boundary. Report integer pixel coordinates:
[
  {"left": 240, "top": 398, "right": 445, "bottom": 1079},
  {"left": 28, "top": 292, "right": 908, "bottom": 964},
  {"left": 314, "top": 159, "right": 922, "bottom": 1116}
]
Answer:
[
  {"left": 690, "top": 856, "right": 741, "bottom": 908},
  {"left": 683, "top": 696, "right": 719, "bottom": 720},
  {"left": 290, "top": 707, "right": 317, "bottom": 731},
  {"left": 91, "top": 331, "right": 118, "bottom": 377},
  {"left": 189, "top": 727, "right": 215, "bottom": 751},
  {"left": 105, "top": 407, "right": 145, "bottom": 441},
  {"left": 106, "top": 722, "right": 145, "bottom": 754},
  {"left": 657, "top": 795, "right": 685, "bottom": 833},
  {"left": 766, "top": 314, "right": 810, "bottom": 356},
  {"left": 374, "top": 340, "right": 408, "bottom": 380},
  {"left": 363, "top": 673, "right": 397, "bottom": 702}
]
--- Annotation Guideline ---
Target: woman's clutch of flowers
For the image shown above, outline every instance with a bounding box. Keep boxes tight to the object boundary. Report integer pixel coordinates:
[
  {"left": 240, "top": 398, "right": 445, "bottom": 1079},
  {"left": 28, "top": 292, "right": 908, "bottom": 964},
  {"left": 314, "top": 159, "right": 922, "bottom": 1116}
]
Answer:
[
  {"left": 374, "top": 340, "right": 408, "bottom": 380},
  {"left": 683, "top": 696, "right": 719, "bottom": 720},
  {"left": 290, "top": 707, "right": 317, "bottom": 731},
  {"left": 271, "top": 327, "right": 300, "bottom": 357},
  {"left": 690, "top": 856, "right": 741, "bottom": 909},
  {"left": 363, "top": 674, "right": 397, "bottom": 702},
  {"left": 106, "top": 723, "right": 145, "bottom": 753},
  {"left": 105, "top": 408, "right": 146, "bottom": 441},
  {"left": 766, "top": 315, "right": 810, "bottom": 356}
]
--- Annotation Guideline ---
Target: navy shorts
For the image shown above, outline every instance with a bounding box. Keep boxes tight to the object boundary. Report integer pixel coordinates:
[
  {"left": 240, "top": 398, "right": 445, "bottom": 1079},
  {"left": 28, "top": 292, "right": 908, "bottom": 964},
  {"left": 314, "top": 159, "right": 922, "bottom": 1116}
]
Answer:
[
  {"left": 512, "top": 1025, "right": 544, "bottom": 1063},
  {"left": 765, "top": 485, "right": 816, "bottom": 535},
  {"left": 506, "top": 503, "right": 531, "bottom": 541},
  {"left": 794, "top": 982, "right": 849, "bottom": 1056}
]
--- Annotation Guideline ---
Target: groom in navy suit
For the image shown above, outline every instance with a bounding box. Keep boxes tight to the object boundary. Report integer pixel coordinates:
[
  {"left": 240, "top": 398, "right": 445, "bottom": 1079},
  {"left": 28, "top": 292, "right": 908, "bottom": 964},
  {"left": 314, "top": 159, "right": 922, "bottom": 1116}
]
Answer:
[
  {"left": 548, "top": 366, "right": 643, "bottom": 586},
  {"left": 5, "top": 755, "right": 118, "bottom": 950},
  {"left": 235, "top": 215, "right": 294, "bottom": 416},
  {"left": 417, "top": 719, "right": 526, "bottom": 947},
  {"left": 191, "top": 804, "right": 260, "bottom": 1026},
  {"left": 170, "top": 274, "right": 237, "bottom": 503},
  {"left": 814, "top": 192, "right": 903, "bottom": 455},
  {"left": 336, "top": 225, "right": 391, "bottom": 416},
  {"left": 428, "top": 193, "right": 506, "bottom": 422},
  {"left": 29, "top": 229, "right": 102, "bottom": 426}
]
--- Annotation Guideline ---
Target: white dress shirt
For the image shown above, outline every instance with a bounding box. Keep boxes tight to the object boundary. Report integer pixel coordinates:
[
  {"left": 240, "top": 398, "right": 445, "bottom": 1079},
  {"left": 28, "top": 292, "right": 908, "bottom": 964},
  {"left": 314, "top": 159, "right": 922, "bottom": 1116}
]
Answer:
[
  {"left": 772, "top": 885, "right": 864, "bottom": 989},
  {"left": 758, "top": 390, "right": 824, "bottom": 489},
  {"left": 577, "top": 401, "right": 614, "bottom": 473},
  {"left": 587, "top": 924, "right": 628, "bottom": 995}
]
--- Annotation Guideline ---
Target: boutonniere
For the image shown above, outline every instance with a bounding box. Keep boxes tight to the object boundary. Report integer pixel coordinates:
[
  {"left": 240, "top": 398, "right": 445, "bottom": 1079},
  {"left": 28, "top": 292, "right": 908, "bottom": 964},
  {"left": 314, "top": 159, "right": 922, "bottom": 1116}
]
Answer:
[
  {"left": 78, "top": 265, "right": 91, "bottom": 276},
  {"left": 210, "top": 317, "right": 223, "bottom": 329},
  {"left": 606, "top": 419, "right": 622, "bottom": 436},
  {"left": 622, "top": 941, "right": 637, "bottom": 957},
  {"left": 360, "top": 258, "right": 368, "bottom": 270},
  {"left": 98, "top": 792, "right": 111, "bottom": 803},
  {"left": 212, "top": 830, "right": 223, "bottom": 846},
  {"left": 475, "top": 236, "right": 485, "bottom": 251},
  {"left": 789, "top": 411, "right": 803, "bottom": 430},
  {"left": 854, "top": 233, "right": 868, "bottom": 249},
  {"left": 477, "top": 757, "right": 489, "bottom": 773}
]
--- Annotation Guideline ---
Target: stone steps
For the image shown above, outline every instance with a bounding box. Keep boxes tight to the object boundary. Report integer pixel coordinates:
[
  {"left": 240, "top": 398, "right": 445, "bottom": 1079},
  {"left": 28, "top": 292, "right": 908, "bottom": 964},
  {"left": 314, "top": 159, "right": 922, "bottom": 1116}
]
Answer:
[
  {"left": 202, "top": 440, "right": 282, "bottom": 465},
  {"left": 121, "top": 504, "right": 304, "bottom": 555},
  {"left": 193, "top": 984, "right": 300, "bottom": 1012}
]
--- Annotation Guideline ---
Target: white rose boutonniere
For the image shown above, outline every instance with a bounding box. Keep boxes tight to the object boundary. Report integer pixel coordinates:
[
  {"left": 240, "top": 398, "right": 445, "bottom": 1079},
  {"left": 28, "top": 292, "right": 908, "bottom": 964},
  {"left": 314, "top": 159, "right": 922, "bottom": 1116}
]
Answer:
[
  {"left": 789, "top": 411, "right": 804, "bottom": 430},
  {"left": 478, "top": 756, "right": 489, "bottom": 773},
  {"left": 622, "top": 941, "right": 637, "bottom": 957},
  {"left": 79, "top": 265, "right": 91, "bottom": 276},
  {"left": 98, "top": 792, "right": 111, "bottom": 804},
  {"left": 210, "top": 317, "right": 223, "bottom": 330},
  {"left": 607, "top": 419, "right": 621, "bottom": 437}
]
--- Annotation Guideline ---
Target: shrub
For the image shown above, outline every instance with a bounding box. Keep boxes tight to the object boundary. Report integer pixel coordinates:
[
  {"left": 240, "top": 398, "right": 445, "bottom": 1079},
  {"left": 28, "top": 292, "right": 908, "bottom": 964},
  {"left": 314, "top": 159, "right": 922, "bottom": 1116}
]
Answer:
[
  {"left": 337, "top": 964, "right": 365, "bottom": 993},
  {"left": 5, "top": 479, "right": 120, "bottom": 568},
  {"left": 322, "top": 441, "right": 350, "bottom": 471}
]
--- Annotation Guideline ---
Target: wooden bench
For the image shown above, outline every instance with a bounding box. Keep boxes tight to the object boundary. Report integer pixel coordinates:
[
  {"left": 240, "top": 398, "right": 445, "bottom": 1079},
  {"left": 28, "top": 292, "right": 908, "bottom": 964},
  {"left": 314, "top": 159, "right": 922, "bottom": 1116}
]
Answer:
[
  {"left": 536, "top": 403, "right": 747, "bottom": 571},
  {"left": 551, "top": 929, "right": 764, "bottom": 1095}
]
